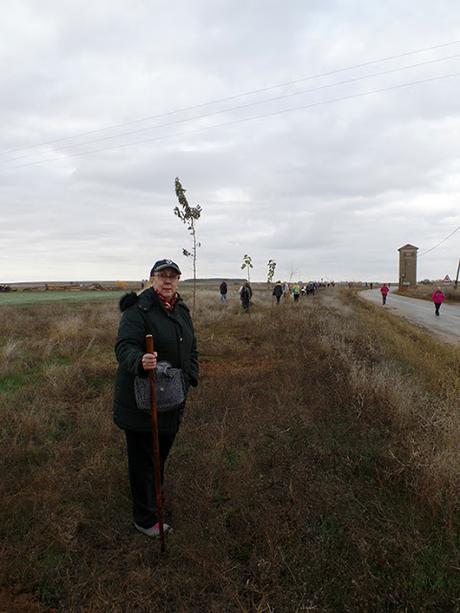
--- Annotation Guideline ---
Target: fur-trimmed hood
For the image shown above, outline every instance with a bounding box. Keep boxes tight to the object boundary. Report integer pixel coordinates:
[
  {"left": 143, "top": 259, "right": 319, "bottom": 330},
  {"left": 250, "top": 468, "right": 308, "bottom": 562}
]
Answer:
[{"left": 119, "top": 291, "right": 139, "bottom": 312}]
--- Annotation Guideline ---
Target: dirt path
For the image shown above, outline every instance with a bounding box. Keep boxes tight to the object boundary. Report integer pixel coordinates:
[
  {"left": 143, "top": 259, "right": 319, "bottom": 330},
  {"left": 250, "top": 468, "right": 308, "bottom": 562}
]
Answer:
[
  {"left": 320, "top": 289, "right": 354, "bottom": 315},
  {"left": 360, "top": 288, "right": 460, "bottom": 344}
]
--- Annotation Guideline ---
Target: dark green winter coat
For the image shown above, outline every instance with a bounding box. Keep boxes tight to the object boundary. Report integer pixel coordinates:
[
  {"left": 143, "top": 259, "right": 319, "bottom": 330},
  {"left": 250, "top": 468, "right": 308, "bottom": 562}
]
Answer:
[{"left": 113, "top": 288, "right": 199, "bottom": 431}]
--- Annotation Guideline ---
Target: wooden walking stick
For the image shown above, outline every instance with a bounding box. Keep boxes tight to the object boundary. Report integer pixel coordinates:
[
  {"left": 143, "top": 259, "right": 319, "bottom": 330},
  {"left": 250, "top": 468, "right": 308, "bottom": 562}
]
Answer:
[{"left": 145, "top": 334, "right": 166, "bottom": 553}]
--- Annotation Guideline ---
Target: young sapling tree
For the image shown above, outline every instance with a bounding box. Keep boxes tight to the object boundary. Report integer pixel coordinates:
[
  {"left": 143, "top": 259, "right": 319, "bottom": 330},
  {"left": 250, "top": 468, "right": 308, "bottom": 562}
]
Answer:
[
  {"left": 174, "top": 177, "right": 202, "bottom": 312},
  {"left": 267, "top": 259, "right": 276, "bottom": 287},
  {"left": 241, "top": 254, "right": 253, "bottom": 282}
]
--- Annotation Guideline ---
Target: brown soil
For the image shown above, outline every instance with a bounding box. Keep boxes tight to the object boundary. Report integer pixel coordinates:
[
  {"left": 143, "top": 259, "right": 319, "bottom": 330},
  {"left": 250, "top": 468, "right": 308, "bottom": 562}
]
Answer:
[{"left": 0, "top": 588, "right": 45, "bottom": 612}]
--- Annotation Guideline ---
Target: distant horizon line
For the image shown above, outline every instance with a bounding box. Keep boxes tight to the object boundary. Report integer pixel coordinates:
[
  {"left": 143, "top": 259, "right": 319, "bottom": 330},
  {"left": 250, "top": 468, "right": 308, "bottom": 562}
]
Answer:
[{"left": 3, "top": 277, "right": 404, "bottom": 286}]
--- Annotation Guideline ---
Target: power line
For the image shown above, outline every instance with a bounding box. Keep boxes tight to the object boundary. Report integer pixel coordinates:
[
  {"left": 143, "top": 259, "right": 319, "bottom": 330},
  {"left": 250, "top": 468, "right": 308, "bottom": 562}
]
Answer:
[
  {"left": 2, "top": 38, "right": 460, "bottom": 158},
  {"left": 3, "top": 52, "right": 459, "bottom": 166},
  {"left": 419, "top": 226, "right": 460, "bottom": 257},
  {"left": 3, "top": 70, "right": 460, "bottom": 172}
]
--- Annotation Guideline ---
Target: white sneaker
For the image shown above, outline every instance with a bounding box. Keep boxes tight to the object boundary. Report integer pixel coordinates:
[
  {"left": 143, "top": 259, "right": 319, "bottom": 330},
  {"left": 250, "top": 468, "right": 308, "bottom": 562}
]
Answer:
[{"left": 134, "top": 521, "right": 172, "bottom": 537}]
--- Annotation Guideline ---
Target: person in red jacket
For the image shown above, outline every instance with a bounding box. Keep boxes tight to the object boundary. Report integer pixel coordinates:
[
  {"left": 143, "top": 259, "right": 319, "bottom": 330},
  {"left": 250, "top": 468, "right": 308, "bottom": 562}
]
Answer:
[
  {"left": 431, "top": 287, "right": 445, "bottom": 316},
  {"left": 380, "top": 283, "right": 390, "bottom": 305}
]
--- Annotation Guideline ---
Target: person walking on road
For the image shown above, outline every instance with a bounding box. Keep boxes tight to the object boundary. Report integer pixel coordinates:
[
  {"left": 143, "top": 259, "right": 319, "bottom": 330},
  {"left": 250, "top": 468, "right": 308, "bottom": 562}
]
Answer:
[
  {"left": 432, "top": 287, "right": 445, "bottom": 316},
  {"left": 219, "top": 280, "right": 228, "bottom": 304},
  {"left": 380, "top": 283, "right": 390, "bottom": 305},
  {"left": 113, "top": 259, "right": 199, "bottom": 538},
  {"left": 272, "top": 281, "right": 283, "bottom": 305}
]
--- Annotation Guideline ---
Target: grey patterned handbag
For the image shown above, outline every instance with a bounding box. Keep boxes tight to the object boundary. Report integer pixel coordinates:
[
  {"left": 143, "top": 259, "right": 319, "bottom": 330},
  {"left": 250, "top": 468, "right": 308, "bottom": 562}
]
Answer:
[{"left": 134, "top": 361, "right": 185, "bottom": 413}]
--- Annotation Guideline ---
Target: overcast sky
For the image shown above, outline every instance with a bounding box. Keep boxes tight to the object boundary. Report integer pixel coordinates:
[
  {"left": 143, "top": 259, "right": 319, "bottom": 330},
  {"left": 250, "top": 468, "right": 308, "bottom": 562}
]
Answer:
[{"left": 1, "top": 0, "right": 460, "bottom": 283}]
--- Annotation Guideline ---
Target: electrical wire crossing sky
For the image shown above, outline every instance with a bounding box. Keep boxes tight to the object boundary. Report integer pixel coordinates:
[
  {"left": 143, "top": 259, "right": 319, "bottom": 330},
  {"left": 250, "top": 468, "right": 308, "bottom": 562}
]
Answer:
[{"left": 1, "top": 0, "right": 460, "bottom": 283}]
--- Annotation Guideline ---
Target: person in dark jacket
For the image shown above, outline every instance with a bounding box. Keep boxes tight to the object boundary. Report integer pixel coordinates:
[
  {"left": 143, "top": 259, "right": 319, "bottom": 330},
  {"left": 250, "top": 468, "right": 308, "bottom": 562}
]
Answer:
[
  {"left": 114, "top": 259, "right": 198, "bottom": 537},
  {"left": 272, "top": 281, "right": 283, "bottom": 305},
  {"left": 239, "top": 282, "right": 252, "bottom": 310},
  {"left": 219, "top": 280, "right": 228, "bottom": 303}
]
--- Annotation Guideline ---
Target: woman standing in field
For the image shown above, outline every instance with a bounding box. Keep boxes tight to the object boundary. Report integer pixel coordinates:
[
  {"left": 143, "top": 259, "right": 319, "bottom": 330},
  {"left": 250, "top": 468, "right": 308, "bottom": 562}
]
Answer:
[
  {"left": 113, "top": 259, "right": 199, "bottom": 537},
  {"left": 432, "top": 287, "right": 445, "bottom": 316}
]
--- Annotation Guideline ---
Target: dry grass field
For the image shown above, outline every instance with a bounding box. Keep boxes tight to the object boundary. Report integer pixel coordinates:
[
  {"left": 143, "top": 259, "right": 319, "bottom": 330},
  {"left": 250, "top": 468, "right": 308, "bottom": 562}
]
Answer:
[
  {"left": 396, "top": 285, "right": 460, "bottom": 303},
  {"left": 0, "top": 286, "right": 459, "bottom": 612},
  {"left": 0, "top": 290, "right": 126, "bottom": 307}
]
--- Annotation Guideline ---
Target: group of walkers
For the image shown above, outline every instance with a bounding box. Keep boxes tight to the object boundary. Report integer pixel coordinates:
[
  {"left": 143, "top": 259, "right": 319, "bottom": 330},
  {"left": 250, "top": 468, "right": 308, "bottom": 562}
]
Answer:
[
  {"left": 273, "top": 281, "right": 319, "bottom": 304},
  {"left": 220, "top": 280, "right": 252, "bottom": 309},
  {"left": 220, "top": 280, "right": 252, "bottom": 310},
  {"left": 379, "top": 283, "right": 446, "bottom": 316},
  {"left": 219, "top": 280, "right": 321, "bottom": 310}
]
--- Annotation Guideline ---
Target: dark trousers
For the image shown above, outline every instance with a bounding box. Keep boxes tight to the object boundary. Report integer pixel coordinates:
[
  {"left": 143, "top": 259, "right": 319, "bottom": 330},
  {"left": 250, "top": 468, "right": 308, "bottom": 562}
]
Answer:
[
  {"left": 382, "top": 294, "right": 387, "bottom": 305},
  {"left": 435, "top": 303, "right": 441, "bottom": 315},
  {"left": 124, "top": 407, "right": 182, "bottom": 528}
]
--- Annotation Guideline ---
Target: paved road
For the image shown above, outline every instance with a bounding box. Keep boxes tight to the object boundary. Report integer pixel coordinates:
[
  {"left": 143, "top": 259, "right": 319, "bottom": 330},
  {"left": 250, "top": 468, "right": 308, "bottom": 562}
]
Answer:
[{"left": 360, "top": 288, "right": 460, "bottom": 344}]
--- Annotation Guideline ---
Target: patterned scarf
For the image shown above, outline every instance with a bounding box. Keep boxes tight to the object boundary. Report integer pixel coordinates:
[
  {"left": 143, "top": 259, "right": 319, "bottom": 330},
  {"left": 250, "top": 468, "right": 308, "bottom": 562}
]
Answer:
[{"left": 155, "top": 288, "right": 178, "bottom": 311}]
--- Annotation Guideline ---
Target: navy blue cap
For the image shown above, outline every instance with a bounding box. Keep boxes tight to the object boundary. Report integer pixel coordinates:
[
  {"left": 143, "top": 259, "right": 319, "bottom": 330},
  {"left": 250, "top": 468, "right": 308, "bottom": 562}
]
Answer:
[{"left": 150, "top": 259, "right": 181, "bottom": 276}]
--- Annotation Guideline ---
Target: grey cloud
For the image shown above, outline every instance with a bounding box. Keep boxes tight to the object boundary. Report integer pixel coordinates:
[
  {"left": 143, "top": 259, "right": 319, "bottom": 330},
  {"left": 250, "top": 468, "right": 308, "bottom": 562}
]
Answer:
[{"left": 1, "top": 0, "right": 460, "bottom": 282}]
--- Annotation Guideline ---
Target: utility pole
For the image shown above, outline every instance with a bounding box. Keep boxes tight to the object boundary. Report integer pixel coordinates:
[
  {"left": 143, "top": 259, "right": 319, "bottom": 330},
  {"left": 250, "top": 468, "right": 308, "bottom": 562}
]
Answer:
[{"left": 455, "top": 258, "right": 460, "bottom": 290}]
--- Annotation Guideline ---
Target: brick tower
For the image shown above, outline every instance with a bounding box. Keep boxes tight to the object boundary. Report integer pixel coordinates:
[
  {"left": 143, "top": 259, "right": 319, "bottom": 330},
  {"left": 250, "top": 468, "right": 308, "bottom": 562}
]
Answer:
[{"left": 398, "top": 244, "right": 418, "bottom": 287}]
